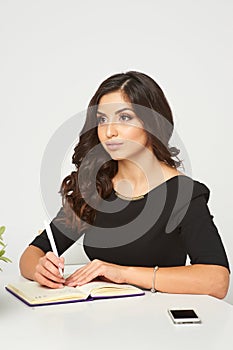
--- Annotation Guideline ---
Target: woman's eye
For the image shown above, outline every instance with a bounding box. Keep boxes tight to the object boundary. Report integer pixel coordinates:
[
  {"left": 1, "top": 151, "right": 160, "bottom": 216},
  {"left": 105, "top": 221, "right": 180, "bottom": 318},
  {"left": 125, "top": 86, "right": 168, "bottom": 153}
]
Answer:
[
  {"left": 97, "top": 114, "right": 134, "bottom": 124},
  {"left": 119, "top": 114, "right": 133, "bottom": 122},
  {"left": 97, "top": 116, "right": 107, "bottom": 125}
]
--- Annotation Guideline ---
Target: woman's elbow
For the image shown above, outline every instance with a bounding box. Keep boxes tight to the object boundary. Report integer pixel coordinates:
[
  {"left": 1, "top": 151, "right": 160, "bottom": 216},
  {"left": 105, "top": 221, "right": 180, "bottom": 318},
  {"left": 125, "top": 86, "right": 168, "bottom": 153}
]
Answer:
[{"left": 208, "top": 266, "right": 230, "bottom": 299}]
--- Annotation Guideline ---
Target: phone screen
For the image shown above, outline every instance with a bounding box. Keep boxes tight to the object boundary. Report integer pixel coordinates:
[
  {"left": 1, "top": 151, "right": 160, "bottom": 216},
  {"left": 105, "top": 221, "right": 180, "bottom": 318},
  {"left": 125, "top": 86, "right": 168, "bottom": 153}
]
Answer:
[{"left": 170, "top": 309, "right": 198, "bottom": 319}]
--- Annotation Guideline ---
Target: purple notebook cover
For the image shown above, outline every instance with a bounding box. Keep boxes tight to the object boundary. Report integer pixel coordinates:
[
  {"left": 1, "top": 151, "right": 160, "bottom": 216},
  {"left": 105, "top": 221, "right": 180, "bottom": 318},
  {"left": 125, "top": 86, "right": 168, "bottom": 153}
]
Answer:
[{"left": 5, "top": 286, "right": 145, "bottom": 307}]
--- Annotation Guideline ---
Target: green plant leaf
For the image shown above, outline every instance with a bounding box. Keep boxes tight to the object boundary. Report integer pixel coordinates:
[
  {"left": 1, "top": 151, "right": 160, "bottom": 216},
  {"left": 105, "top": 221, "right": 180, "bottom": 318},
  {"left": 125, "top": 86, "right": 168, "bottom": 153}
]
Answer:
[
  {"left": 0, "top": 249, "right": 6, "bottom": 257},
  {"left": 0, "top": 226, "right": 5, "bottom": 236},
  {"left": 0, "top": 256, "right": 12, "bottom": 263},
  {"left": 0, "top": 226, "right": 12, "bottom": 270}
]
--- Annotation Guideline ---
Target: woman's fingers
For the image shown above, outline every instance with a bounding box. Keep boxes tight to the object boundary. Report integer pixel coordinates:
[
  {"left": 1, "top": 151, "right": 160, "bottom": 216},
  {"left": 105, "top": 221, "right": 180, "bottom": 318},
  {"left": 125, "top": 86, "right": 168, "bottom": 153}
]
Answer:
[
  {"left": 34, "top": 270, "right": 64, "bottom": 289},
  {"left": 65, "top": 263, "right": 89, "bottom": 280},
  {"left": 65, "top": 260, "right": 108, "bottom": 287},
  {"left": 46, "top": 252, "right": 64, "bottom": 274},
  {"left": 34, "top": 252, "right": 65, "bottom": 288},
  {"left": 36, "top": 261, "right": 63, "bottom": 282},
  {"left": 51, "top": 259, "right": 125, "bottom": 288}
]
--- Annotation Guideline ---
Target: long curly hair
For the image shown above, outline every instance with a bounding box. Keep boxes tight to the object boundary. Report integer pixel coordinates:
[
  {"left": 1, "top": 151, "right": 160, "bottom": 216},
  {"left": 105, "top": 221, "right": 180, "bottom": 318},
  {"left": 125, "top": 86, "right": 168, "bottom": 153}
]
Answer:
[{"left": 60, "top": 71, "right": 181, "bottom": 231}]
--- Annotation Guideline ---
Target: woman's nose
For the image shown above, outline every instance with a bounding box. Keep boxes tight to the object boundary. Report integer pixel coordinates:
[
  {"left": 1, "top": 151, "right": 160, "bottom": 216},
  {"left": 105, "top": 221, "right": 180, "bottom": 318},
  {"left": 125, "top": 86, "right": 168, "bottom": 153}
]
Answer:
[{"left": 106, "top": 122, "right": 118, "bottom": 138}]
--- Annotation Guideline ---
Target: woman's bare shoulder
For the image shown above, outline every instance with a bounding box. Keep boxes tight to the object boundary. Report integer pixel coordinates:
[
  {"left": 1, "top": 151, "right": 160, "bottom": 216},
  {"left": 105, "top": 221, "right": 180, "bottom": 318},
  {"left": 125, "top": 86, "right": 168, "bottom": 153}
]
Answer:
[{"left": 161, "top": 163, "right": 184, "bottom": 181}]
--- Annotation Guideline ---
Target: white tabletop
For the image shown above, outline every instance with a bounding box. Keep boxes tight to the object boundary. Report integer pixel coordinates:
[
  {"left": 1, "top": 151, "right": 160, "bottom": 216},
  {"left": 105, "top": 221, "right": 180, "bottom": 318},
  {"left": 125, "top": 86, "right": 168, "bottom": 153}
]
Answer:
[{"left": 1, "top": 265, "right": 233, "bottom": 350}]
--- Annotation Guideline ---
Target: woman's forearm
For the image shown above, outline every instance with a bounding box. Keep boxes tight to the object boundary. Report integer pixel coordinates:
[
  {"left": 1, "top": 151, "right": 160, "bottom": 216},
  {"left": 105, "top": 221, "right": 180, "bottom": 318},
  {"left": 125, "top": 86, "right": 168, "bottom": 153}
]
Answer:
[
  {"left": 123, "top": 264, "right": 229, "bottom": 299},
  {"left": 19, "top": 245, "right": 45, "bottom": 281}
]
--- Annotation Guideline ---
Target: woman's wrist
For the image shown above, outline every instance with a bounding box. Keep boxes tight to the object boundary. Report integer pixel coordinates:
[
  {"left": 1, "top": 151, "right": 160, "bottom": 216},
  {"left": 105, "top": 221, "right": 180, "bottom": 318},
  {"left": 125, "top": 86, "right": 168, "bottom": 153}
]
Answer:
[
  {"left": 121, "top": 265, "right": 157, "bottom": 290},
  {"left": 119, "top": 265, "right": 131, "bottom": 284}
]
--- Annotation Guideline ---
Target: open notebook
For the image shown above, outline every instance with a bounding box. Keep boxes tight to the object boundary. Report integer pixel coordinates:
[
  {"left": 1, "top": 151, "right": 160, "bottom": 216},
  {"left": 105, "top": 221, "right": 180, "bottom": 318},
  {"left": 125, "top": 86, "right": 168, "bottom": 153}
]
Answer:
[{"left": 5, "top": 280, "right": 145, "bottom": 307}]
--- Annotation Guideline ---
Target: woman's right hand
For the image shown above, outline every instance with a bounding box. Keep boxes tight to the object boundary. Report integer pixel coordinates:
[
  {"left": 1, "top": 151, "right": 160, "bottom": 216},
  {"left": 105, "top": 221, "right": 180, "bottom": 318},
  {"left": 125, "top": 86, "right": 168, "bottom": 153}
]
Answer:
[{"left": 33, "top": 252, "right": 65, "bottom": 289}]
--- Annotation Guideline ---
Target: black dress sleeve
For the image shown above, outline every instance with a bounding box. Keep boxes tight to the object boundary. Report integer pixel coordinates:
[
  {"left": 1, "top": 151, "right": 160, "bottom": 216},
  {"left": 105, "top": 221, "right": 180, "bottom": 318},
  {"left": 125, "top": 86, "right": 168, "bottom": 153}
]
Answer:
[
  {"left": 29, "top": 208, "right": 81, "bottom": 256},
  {"left": 179, "top": 182, "right": 230, "bottom": 271}
]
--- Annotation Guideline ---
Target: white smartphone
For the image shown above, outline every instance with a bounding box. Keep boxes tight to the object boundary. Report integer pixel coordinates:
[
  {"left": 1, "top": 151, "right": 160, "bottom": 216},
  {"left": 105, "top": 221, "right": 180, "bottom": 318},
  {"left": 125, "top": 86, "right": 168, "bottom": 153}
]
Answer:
[{"left": 168, "top": 309, "right": 202, "bottom": 324}]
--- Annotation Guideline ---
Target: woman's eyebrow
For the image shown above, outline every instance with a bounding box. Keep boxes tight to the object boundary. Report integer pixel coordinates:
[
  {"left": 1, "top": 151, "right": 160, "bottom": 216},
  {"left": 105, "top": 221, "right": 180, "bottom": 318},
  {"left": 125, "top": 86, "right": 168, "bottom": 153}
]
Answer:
[{"left": 96, "top": 107, "right": 134, "bottom": 116}]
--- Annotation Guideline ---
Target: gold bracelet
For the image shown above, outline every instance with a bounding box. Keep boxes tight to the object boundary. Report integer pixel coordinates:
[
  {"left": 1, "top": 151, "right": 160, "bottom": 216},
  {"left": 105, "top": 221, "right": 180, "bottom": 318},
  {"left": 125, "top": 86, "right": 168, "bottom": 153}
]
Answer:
[{"left": 151, "top": 266, "right": 159, "bottom": 293}]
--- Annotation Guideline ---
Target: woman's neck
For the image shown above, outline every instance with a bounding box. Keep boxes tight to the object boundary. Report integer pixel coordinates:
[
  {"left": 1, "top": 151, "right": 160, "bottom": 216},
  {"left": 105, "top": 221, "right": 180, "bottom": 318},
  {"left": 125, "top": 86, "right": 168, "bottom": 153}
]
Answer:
[{"left": 113, "top": 153, "right": 177, "bottom": 198}]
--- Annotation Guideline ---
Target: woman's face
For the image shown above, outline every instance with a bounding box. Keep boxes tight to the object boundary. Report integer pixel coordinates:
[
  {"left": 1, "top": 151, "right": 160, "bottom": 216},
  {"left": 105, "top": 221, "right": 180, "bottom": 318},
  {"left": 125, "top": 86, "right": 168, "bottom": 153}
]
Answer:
[{"left": 97, "top": 91, "right": 151, "bottom": 160}]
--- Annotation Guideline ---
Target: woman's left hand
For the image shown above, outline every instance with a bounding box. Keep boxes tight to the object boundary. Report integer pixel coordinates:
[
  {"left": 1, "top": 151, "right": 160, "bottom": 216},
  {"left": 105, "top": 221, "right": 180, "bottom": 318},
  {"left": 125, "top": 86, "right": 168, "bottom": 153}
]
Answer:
[{"left": 64, "top": 259, "right": 127, "bottom": 287}]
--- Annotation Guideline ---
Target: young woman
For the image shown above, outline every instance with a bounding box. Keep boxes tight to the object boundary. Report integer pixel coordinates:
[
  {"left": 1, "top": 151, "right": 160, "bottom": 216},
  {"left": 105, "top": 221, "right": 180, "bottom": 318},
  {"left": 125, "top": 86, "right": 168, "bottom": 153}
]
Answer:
[{"left": 19, "top": 71, "right": 230, "bottom": 298}]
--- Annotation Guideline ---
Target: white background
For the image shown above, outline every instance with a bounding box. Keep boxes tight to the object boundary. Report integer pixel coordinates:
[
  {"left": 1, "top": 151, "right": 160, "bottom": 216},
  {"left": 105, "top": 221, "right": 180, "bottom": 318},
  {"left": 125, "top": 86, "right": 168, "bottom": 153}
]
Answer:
[{"left": 0, "top": 0, "right": 232, "bottom": 304}]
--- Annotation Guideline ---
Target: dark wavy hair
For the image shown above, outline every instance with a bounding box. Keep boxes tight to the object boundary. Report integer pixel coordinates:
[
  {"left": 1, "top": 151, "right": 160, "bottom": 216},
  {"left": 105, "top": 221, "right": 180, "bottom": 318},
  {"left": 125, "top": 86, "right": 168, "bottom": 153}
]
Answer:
[{"left": 60, "top": 71, "right": 181, "bottom": 231}]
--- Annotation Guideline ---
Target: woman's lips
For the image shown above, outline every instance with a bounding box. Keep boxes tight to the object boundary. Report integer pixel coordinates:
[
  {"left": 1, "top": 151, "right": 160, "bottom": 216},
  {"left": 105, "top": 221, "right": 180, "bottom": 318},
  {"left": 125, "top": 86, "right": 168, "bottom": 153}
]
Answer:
[{"left": 105, "top": 142, "right": 124, "bottom": 150}]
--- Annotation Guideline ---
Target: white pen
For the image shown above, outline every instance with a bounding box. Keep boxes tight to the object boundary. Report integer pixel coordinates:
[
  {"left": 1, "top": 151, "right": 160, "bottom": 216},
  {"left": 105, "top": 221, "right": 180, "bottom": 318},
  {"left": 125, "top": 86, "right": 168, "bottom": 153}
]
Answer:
[{"left": 44, "top": 220, "right": 63, "bottom": 277}]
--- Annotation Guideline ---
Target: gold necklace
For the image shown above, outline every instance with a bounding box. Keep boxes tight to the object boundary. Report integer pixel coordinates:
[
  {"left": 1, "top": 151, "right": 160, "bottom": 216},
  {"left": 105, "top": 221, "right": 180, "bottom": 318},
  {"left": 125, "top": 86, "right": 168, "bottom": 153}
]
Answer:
[{"left": 114, "top": 191, "right": 145, "bottom": 201}]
